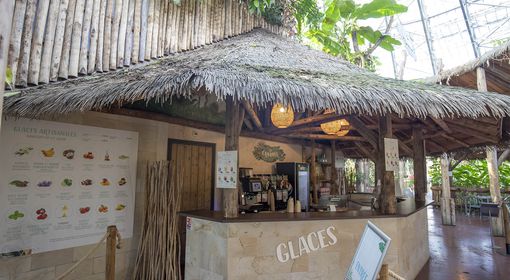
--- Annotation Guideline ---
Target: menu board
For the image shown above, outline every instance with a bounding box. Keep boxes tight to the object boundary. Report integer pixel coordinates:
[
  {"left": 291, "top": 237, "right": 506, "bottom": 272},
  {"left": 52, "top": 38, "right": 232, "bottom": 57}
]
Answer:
[
  {"left": 0, "top": 118, "right": 138, "bottom": 254},
  {"left": 216, "top": 151, "right": 238, "bottom": 189},
  {"left": 384, "top": 138, "right": 399, "bottom": 172}
]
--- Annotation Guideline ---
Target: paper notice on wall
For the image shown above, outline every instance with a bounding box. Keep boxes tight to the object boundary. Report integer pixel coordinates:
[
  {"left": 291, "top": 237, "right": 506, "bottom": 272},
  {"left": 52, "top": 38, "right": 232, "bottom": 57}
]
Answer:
[
  {"left": 0, "top": 118, "right": 138, "bottom": 254},
  {"left": 384, "top": 138, "right": 399, "bottom": 172},
  {"left": 216, "top": 151, "right": 238, "bottom": 189}
]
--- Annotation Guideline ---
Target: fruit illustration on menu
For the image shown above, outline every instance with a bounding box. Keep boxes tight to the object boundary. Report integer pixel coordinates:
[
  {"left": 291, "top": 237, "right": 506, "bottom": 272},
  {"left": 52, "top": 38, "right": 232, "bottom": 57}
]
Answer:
[
  {"left": 36, "top": 208, "right": 48, "bottom": 220},
  {"left": 115, "top": 204, "right": 126, "bottom": 211},
  {"left": 41, "top": 148, "right": 55, "bottom": 157},
  {"left": 60, "top": 205, "right": 69, "bottom": 218},
  {"left": 79, "top": 207, "right": 90, "bottom": 215},
  {"left": 118, "top": 178, "right": 127, "bottom": 186},
  {"left": 81, "top": 179, "right": 93, "bottom": 186},
  {"left": 37, "top": 180, "right": 52, "bottom": 187},
  {"left": 8, "top": 210, "right": 24, "bottom": 220},
  {"left": 61, "top": 178, "right": 73, "bottom": 187},
  {"left": 100, "top": 178, "right": 110, "bottom": 186},
  {"left": 98, "top": 205, "right": 108, "bottom": 213},
  {"left": 83, "top": 152, "right": 94, "bottom": 159},
  {"left": 15, "top": 147, "right": 33, "bottom": 156},
  {"left": 10, "top": 180, "right": 29, "bottom": 188},
  {"left": 62, "top": 149, "right": 75, "bottom": 159}
]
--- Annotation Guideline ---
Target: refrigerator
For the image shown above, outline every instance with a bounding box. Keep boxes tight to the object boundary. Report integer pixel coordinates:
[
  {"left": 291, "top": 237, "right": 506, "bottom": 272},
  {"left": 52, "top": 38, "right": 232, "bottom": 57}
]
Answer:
[{"left": 276, "top": 162, "right": 310, "bottom": 211}]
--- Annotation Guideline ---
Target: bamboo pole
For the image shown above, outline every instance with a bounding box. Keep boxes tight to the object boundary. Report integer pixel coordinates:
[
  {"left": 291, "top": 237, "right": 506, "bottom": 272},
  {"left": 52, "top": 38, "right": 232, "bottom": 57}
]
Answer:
[
  {"left": 27, "top": 0, "right": 50, "bottom": 85},
  {"left": 68, "top": 0, "right": 85, "bottom": 77},
  {"left": 139, "top": 0, "right": 147, "bottom": 61},
  {"left": 117, "top": 0, "right": 129, "bottom": 66},
  {"left": 105, "top": 225, "right": 117, "bottom": 280},
  {"left": 178, "top": 0, "right": 186, "bottom": 51},
  {"left": 102, "top": 0, "right": 114, "bottom": 70},
  {"left": 95, "top": 0, "right": 107, "bottom": 71},
  {"left": 169, "top": 2, "right": 179, "bottom": 53},
  {"left": 15, "top": 0, "right": 36, "bottom": 87},
  {"left": 189, "top": 0, "right": 195, "bottom": 49},
  {"left": 164, "top": 1, "right": 173, "bottom": 54},
  {"left": 49, "top": 0, "right": 69, "bottom": 80},
  {"left": 87, "top": 0, "right": 101, "bottom": 73},
  {"left": 192, "top": 0, "right": 199, "bottom": 49},
  {"left": 219, "top": 0, "right": 225, "bottom": 39},
  {"left": 124, "top": 0, "right": 135, "bottom": 65},
  {"left": 0, "top": 0, "right": 14, "bottom": 125},
  {"left": 225, "top": 0, "right": 231, "bottom": 37},
  {"left": 7, "top": 0, "right": 26, "bottom": 87},
  {"left": 79, "top": 0, "right": 94, "bottom": 75},
  {"left": 144, "top": 0, "right": 154, "bottom": 60},
  {"left": 39, "top": 0, "right": 60, "bottom": 84},
  {"left": 205, "top": 0, "right": 212, "bottom": 44},
  {"left": 159, "top": 0, "right": 167, "bottom": 56},
  {"left": 150, "top": 0, "right": 159, "bottom": 58},
  {"left": 109, "top": 0, "right": 122, "bottom": 69},
  {"left": 131, "top": 0, "right": 141, "bottom": 63}
]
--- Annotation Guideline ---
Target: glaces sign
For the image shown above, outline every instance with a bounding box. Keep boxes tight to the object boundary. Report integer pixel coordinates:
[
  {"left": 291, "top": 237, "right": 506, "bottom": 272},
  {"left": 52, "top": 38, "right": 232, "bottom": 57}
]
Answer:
[{"left": 276, "top": 226, "right": 337, "bottom": 263}]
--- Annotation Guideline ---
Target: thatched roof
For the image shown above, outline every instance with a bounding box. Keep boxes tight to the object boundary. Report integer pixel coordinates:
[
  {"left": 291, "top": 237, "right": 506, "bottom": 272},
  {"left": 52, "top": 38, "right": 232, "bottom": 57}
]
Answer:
[
  {"left": 426, "top": 39, "right": 510, "bottom": 93},
  {"left": 5, "top": 29, "right": 510, "bottom": 119}
]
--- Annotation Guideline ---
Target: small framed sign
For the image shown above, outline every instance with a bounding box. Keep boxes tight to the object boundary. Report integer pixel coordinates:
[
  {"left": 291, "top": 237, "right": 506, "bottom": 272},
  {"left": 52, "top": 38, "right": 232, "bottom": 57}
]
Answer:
[
  {"left": 345, "top": 221, "right": 391, "bottom": 280},
  {"left": 216, "top": 151, "right": 238, "bottom": 189},
  {"left": 384, "top": 138, "right": 399, "bottom": 172}
]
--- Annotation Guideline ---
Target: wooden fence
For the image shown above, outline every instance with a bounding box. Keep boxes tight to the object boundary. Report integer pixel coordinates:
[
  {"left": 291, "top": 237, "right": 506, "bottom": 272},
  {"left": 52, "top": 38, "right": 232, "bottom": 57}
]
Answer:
[{"left": 6, "top": 0, "right": 281, "bottom": 88}]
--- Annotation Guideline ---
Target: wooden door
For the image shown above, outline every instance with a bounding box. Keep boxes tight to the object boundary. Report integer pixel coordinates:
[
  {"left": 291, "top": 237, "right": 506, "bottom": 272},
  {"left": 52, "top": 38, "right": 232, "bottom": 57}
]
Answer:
[{"left": 167, "top": 139, "right": 215, "bottom": 271}]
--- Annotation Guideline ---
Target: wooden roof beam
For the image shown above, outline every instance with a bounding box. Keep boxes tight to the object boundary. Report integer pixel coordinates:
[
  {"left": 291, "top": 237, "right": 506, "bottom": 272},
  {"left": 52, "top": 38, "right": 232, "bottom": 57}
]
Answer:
[
  {"left": 242, "top": 100, "right": 263, "bottom": 131},
  {"left": 287, "top": 134, "right": 367, "bottom": 142},
  {"left": 347, "top": 115, "right": 379, "bottom": 149},
  {"left": 430, "top": 117, "right": 452, "bottom": 133},
  {"left": 354, "top": 142, "right": 377, "bottom": 162}
]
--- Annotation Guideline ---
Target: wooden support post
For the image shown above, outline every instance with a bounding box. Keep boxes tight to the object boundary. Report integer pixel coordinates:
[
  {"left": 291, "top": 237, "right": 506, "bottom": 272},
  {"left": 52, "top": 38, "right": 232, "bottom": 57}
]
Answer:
[
  {"left": 311, "top": 140, "right": 318, "bottom": 204},
  {"left": 379, "top": 264, "right": 389, "bottom": 280},
  {"left": 0, "top": 0, "right": 14, "bottom": 128},
  {"left": 105, "top": 225, "right": 117, "bottom": 280},
  {"left": 330, "top": 141, "right": 338, "bottom": 195},
  {"left": 486, "top": 146, "right": 504, "bottom": 236},
  {"left": 440, "top": 154, "right": 456, "bottom": 226},
  {"left": 502, "top": 204, "right": 510, "bottom": 254},
  {"left": 223, "top": 96, "right": 241, "bottom": 218},
  {"left": 378, "top": 115, "right": 396, "bottom": 214},
  {"left": 413, "top": 127, "right": 426, "bottom": 202}
]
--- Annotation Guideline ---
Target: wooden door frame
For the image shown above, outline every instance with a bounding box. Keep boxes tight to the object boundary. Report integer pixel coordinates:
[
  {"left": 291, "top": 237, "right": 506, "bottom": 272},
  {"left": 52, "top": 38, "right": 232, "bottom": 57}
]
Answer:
[{"left": 167, "top": 138, "right": 216, "bottom": 210}]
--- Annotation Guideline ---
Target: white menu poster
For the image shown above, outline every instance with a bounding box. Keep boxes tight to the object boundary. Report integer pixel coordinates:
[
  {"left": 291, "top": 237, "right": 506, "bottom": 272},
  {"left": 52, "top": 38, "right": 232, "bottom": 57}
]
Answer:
[
  {"left": 0, "top": 118, "right": 138, "bottom": 254},
  {"left": 216, "top": 151, "right": 238, "bottom": 189},
  {"left": 384, "top": 138, "right": 399, "bottom": 172}
]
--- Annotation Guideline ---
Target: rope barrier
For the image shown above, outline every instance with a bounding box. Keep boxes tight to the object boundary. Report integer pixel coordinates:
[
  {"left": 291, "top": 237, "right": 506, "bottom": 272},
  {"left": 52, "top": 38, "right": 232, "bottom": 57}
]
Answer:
[
  {"left": 388, "top": 269, "right": 406, "bottom": 280},
  {"left": 55, "top": 232, "right": 108, "bottom": 280}
]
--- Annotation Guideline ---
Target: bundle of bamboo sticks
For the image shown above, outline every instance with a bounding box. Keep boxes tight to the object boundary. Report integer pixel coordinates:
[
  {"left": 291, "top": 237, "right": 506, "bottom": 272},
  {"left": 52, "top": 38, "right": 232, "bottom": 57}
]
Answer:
[{"left": 133, "top": 160, "right": 182, "bottom": 280}]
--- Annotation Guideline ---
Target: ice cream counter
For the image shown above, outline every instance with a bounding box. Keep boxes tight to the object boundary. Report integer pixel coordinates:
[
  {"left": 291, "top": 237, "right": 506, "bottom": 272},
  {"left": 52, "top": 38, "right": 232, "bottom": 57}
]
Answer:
[{"left": 180, "top": 199, "right": 431, "bottom": 280}]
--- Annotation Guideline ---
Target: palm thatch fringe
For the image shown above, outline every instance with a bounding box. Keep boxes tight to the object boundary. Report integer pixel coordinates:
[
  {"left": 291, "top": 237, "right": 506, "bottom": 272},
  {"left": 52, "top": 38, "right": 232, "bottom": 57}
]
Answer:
[
  {"left": 5, "top": 29, "right": 510, "bottom": 120},
  {"left": 427, "top": 39, "right": 510, "bottom": 84}
]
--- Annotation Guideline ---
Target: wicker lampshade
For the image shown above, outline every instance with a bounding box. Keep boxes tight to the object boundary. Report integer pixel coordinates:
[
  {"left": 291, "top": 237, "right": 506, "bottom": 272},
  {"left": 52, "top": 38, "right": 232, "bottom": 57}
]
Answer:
[
  {"left": 320, "top": 119, "right": 350, "bottom": 135},
  {"left": 336, "top": 119, "right": 350, "bottom": 136},
  {"left": 271, "top": 103, "right": 294, "bottom": 128}
]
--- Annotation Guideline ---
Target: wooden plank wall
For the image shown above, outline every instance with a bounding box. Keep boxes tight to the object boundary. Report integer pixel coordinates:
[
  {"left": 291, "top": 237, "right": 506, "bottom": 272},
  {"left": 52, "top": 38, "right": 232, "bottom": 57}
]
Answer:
[{"left": 6, "top": 0, "right": 282, "bottom": 88}]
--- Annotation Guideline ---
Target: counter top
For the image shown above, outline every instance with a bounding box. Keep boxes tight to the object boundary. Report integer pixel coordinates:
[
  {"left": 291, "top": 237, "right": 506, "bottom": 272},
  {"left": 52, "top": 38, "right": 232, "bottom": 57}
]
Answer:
[{"left": 179, "top": 198, "right": 433, "bottom": 223}]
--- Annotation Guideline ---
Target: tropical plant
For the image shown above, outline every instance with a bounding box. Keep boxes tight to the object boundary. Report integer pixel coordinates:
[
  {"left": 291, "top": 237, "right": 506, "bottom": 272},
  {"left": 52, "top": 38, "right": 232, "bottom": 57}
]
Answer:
[
  {"left": 429, "top": 158, "right": 510, "bottom": 188},
  {"left": 248, "top": 0, "right": 408, "bottom": 70}
]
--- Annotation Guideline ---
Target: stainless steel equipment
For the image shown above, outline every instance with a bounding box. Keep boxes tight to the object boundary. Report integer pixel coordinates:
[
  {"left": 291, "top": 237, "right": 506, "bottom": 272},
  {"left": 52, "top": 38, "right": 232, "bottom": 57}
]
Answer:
[{"left": 276, "top": 162, "right": 310, "bottom": 211}]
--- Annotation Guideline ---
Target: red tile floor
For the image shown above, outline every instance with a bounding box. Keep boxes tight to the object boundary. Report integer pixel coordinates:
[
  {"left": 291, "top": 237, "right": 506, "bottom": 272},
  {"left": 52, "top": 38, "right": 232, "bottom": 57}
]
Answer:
[{"left": 415, "top": 207, "right": 510, "bottom": 279}]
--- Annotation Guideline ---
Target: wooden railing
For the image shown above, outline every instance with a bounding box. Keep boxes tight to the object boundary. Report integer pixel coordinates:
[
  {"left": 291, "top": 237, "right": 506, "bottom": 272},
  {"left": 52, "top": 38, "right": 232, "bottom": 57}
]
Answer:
[{"left": 7, "top": 0, "right": 282, "bottom": 89}]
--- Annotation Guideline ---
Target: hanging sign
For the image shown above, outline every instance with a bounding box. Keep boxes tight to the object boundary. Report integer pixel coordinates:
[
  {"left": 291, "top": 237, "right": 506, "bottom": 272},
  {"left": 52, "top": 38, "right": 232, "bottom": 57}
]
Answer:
[
  {"left": 384, "top": 138, "right": 399, "bottom": 172},
  {"left": 216, "top": 151, "right": 238, "bottom": 189},
  {"left": 0, "top": 118, "right": 138, "bottom": 254},
  {"left": 345, "top": 221, "right": 391, "bottom": 280}
]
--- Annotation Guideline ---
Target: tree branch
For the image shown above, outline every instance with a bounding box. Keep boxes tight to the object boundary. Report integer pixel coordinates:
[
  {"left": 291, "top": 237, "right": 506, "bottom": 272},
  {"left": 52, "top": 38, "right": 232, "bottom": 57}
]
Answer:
[{"left": 365, "top": 16, "right": 394, "bottom": 56}]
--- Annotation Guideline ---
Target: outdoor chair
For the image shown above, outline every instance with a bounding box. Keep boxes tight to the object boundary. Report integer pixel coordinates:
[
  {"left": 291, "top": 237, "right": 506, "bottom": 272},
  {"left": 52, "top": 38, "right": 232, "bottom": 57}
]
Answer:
[{"left": 466, "top": 195, "right": 481, "bottom": 216}]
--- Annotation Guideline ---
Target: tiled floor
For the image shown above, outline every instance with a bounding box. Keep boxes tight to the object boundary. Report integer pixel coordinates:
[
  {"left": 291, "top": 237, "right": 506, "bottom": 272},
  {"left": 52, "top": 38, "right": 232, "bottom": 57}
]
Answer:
[{"left": 415, "top": 207, "right": 510, "bottom": 279}]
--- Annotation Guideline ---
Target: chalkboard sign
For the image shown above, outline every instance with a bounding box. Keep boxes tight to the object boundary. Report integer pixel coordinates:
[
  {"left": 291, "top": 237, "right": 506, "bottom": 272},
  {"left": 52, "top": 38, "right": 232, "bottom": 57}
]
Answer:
[{"left": 345, "top": 221, "right": 391, "bottom": 280}]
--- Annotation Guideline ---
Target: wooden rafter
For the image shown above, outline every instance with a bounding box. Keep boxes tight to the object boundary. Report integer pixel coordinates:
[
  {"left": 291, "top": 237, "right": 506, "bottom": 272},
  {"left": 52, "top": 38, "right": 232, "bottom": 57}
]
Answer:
[
  {"left": 354, "top": 142, "right": 376, "bottom": 162},
  {"left": 347, "top": 115, "right": 378, "bottom": 149},
  {"left": 241, "top": 100, "right": 263, "bottom": 131},
  {"left": 287, "top": 134, "right": 367, "bottom": 141},
  {"left": 430, "top": 117, "right": 452, "bottom": 133}
]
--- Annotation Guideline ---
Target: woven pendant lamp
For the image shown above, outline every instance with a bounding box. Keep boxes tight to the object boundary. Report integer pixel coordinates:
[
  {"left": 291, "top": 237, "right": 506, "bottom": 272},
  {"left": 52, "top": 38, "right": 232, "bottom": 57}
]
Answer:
[
  {"left": 271, "top": 103, "right": 294, "bottom": 128},
  {"left": 320, "top": 119, "right": 350, "bottom": 136}
]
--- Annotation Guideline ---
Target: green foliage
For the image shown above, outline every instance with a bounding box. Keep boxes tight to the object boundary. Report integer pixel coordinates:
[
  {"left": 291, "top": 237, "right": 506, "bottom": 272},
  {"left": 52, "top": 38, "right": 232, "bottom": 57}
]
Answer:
[
  {"left": 429, "top": 158, "right": 510, "bottom": 188},
  {"left": 248, "top": 0, "right": 275, "bottom": 15}
]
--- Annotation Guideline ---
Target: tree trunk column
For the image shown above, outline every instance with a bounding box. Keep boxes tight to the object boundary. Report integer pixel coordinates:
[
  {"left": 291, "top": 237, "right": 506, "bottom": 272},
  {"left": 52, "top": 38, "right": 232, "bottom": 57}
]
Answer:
[
  {"left": 440, "top": 154, "right": 455, "bottom": 225},
  {"left": 486, "top": 146, "right": 504, "bottom": 236},
  {"left": 378, "top": 115, "right": 396, "bottom": 214},
  {"left": 223, "top": 97, "right": 242, "bottom": 218},
  {"left": 413, "top": 127, "right": 427, "bottom": 202}
]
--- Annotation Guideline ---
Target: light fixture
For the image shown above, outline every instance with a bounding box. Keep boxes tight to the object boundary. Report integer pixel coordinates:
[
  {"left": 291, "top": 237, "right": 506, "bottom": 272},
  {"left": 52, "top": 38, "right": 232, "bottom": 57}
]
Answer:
[
  {"left": 320, "top": 119, "right": 350, "bottom": 136},
  {"left": 271, "top": 103, "right": 294, "bottom": 128}
]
